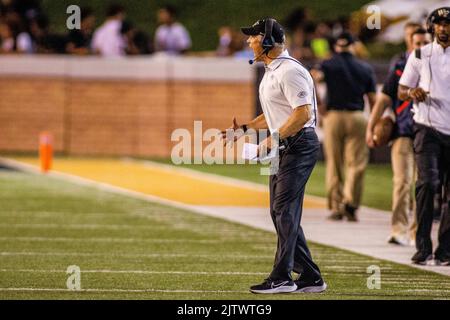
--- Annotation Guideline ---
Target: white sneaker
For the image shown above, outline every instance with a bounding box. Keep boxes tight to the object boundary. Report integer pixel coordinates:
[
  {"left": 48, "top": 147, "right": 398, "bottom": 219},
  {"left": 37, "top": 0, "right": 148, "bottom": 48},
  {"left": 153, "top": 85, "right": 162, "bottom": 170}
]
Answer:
[{"left": 387, "top": 235, "right": 409, "bottom": 246}]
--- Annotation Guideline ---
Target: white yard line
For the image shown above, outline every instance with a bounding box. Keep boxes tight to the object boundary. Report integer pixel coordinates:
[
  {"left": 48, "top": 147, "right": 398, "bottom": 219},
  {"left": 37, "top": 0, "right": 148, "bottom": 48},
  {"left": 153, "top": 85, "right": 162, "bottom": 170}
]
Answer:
[
  {"left": 0, "top": 269, "right": 266, "bottom": 276},
  {"left": 0, "top": 251, "right": 273, "bottom": 259},
  {"left": 0, "top": 287, "right": 249, "bottom": 294},
  {"left": 0, "top": 236, "right": 234, "bottom": 244},
  {"left": 0, "top": 223, "right": 173, "bottom": 230}
]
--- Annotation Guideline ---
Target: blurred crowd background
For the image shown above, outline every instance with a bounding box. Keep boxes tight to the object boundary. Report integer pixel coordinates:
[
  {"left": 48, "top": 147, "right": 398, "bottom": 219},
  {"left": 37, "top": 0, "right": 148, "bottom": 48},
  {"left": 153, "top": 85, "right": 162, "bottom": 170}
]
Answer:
[{"left": 0, "top": 0, "right": 438, "bottom": 63}]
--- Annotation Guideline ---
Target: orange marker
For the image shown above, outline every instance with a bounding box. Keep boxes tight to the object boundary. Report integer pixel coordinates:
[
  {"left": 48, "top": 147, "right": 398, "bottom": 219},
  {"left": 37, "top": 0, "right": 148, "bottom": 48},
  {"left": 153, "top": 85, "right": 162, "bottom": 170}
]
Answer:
[{"left": 39, "top": 132, "right": 53, "bottom": 173}]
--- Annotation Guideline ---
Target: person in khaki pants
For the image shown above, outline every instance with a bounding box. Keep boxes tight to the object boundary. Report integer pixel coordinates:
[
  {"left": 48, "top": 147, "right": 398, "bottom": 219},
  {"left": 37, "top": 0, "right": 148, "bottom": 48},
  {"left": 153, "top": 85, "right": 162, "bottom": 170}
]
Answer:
[
  {"left": 313, "top": 32, "right": 376, "bottom": 221},
  {"left": 323, "top": 111, "right": 370, "bottom": 221},
  {"left": 367, "top": 28, "right": 430, "bottom": 245}
]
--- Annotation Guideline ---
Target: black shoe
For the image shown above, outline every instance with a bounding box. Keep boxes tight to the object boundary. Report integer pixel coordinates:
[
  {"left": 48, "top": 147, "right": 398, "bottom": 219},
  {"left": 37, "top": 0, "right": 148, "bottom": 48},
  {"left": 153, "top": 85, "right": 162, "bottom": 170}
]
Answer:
[
  {"left": 411, "top": 251, "right": 433, "bottom": 265},
  {"left": 294, "top": 277, "right": 327, "bottom": 293},
  {"left": 328, "top": 212, "right": 343, "bottom": 221},
  {"left": 250, "top": 279, "right": 297, "bottom": 294},
  {"left": 342, "top": 204, "right": 358, "bottom": 222}
]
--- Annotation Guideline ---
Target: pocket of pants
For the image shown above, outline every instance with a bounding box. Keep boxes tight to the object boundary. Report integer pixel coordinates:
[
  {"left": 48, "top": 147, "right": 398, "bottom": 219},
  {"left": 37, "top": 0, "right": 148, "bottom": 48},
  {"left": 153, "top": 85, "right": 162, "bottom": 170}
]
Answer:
[{"left": 413, "top": 128, "right": 426, "bottom": 154}]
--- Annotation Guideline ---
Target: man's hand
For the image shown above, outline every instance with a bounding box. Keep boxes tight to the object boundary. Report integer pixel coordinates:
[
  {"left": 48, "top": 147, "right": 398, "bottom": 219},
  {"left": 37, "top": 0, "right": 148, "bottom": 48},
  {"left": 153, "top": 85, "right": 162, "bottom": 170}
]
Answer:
[
  {"left": 366, "top": 126, "right": 375, "bottom": 148},
  {"left": 220, "top": 117, "right": 244, "bottom": 146},
  {"left": 257, "top": 136, "right": 273, "bottom": 157},
  {"left": 408, "top": 87, "right": 429, "bottom": 102}
]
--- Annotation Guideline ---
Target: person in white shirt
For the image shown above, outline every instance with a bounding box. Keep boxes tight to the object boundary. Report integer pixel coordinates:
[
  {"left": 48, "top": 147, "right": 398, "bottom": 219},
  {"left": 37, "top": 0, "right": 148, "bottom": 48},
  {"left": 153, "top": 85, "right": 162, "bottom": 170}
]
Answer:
[
  {"left": 221, "top": 18, "right": 326, "bottom": 294},
  {"left": 398, "top": 7, "right": 450, "bottom": 266},
  {"left": 0, "top": 20, "right": 33, "bottom": 54},
  {"left": 92, "top": 4, "right": 126, "bottom": 57},
  {"left": 154, "top": 5, "right": 191, "bottom": 55}
]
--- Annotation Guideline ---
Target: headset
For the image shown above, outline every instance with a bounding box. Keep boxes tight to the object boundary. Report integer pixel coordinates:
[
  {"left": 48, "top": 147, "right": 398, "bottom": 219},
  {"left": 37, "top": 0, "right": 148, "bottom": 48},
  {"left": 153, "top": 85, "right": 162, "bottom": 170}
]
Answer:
[
  {"left": 262, "top": 18, "right": 276, "bottom": 52},
  {"left": 248, "top": 18, "right": 276, "bottom": 65}
]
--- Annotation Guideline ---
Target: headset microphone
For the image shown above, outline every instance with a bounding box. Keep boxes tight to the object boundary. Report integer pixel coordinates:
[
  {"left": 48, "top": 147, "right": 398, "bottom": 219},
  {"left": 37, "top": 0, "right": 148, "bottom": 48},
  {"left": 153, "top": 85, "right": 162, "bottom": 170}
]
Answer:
[{"left": 248, "top": 48, "right": 269, "bottom": 65}]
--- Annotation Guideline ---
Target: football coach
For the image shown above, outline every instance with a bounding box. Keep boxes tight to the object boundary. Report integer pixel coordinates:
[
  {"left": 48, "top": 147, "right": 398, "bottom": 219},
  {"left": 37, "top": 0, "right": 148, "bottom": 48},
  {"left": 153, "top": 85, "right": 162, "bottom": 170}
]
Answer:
[
  {"left": 221, "top": 18, "right": 326, "bottom": 294},
  {"left": 398, "top": 7, "right": 450, "bottom": 265}
]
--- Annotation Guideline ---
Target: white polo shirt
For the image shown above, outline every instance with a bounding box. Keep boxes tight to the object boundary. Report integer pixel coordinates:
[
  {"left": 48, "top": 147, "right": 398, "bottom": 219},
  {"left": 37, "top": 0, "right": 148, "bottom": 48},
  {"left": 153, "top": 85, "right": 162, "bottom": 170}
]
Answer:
[
  {"left": 259, "top": 50, "right": 317, "bottom": 134},
  {"left": 92, "top": 19, "right": 126, "bottom": 57},
  {"left": 399, "top": 40, "right": 450, "bottom": 135},
  {"left": 154, "top": 22, "right": 191, "bottom": 54}
]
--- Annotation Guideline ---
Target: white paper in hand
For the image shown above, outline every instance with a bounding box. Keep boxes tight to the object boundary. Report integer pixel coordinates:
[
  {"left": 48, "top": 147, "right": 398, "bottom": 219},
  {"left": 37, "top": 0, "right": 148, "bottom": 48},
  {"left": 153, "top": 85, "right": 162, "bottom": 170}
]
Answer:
[
  {"left": 242, "top": 143, "right": 258, "bottom": 160},
  {"left": 242, "top": 143, "right": 278, "bottom": 162}
]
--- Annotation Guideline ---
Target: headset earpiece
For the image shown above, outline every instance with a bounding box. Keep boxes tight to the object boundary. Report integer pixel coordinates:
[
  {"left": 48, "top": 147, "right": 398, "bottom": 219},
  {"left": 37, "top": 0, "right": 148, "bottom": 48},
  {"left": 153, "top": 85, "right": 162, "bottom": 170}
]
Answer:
[
  {"left": 262, "top": 18, "right": 275, "bottom": 51},
  {"left": 427, "top": 9, "right": 437, "bottom": 35}
]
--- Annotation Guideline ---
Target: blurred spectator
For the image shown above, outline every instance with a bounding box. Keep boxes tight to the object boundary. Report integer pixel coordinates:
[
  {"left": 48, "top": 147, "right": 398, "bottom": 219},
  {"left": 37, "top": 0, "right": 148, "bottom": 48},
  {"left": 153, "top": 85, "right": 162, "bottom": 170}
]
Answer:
[
  {"left": 310, "top": 22, "right": 332, "bottom": 60},
  {"left": 66, "top": 7, "right": 95, "bottom": 55},
  {"left": 292, "top": 21, "right": 316, "bottom": 62},
  {"left": 0, "top": 17, "right": 32, "bottom": 53},
  {"left": 92, "top": 4, "right": 126, "bottom": 57},
  {"left": 0, "top": 20, "right": 14, "bottom": 52},
  {"left": 216, "top": 26, "right": 232, "bottom": 56},
  {"left": 388, "top": 22, "right": 421, "bottom": 71},
  {"left": 120, "top": 20, "right": 152, "bottom": 55},
  {"left": 283, "top": 6, "right": 311, "bottom": 32},
  {"left": 229, "top": 31, "right": 253, "bottom": 59},
  {"left": 154, "top": 4, "right": 191, "bottom": 55},
  {"left": 215, "top": 26, "right": 252, "bottom": 59},
  {"left": 29, "top": 14, "right": 66, "bottom": 54},
  {"left": 283, "top": 7, "right": 315, "bottom": 62},
  {"left": 1, "top": 0, "right": 41, "bottom": 20}
]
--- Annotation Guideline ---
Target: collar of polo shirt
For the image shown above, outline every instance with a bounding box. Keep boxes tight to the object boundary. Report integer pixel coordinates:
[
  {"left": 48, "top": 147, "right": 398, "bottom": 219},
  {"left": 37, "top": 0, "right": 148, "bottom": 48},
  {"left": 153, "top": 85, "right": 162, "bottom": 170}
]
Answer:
[
  {"left": 265, "top": 50, "right": 290, "bottom": 70},
  {"left": 433, "top": 38, "right": 449, "bottom": 53}
]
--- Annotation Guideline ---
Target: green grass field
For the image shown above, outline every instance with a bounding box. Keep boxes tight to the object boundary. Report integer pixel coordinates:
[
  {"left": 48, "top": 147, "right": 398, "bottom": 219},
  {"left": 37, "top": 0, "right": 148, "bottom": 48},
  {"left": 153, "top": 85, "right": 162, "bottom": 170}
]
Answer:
[
  {"left": 151, "top": 160, "right": 395, "bottom": 211},
  {"left": 0, "top": 167, "right": 448, "bottom": 300}
]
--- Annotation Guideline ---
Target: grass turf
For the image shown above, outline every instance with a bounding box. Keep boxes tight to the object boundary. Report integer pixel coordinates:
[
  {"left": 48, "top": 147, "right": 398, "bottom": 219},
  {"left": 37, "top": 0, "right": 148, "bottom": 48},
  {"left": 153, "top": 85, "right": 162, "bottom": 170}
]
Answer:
[
  {"left": 0, "top": 169, "right": 448, "bottom": 300},
  {"left": 150, "top": 160, "right": 394, "bottom": 211}
]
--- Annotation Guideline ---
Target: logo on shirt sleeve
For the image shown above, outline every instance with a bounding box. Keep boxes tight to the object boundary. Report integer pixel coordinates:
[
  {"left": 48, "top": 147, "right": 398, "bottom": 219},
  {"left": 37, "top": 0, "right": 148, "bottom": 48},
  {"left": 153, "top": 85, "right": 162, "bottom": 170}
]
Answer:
[{"left": 297, "top": 90, "right": 308, "bottom": 99}]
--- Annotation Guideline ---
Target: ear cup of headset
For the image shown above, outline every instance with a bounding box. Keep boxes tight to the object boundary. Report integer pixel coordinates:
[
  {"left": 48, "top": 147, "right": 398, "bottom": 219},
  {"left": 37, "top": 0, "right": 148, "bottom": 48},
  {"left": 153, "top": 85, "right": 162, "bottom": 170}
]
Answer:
[
  {"left": 262, "top": 18, "right": 275, "bottom": 51},
  {"left": 426, "top": 16, "right": 434, "bottom": 34},
  {"left": 262, "top": 35, "right": 275, "bottom": 50},
  {"left": 427, "top": 9, "right": 437, "bottom": 34}
]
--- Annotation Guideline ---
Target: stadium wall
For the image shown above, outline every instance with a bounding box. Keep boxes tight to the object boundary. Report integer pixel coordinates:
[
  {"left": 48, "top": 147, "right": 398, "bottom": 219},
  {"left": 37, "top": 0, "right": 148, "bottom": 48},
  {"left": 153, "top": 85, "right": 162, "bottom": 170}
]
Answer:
[{"left": 0, "top": 55, "right": 255, "bottom": 158}]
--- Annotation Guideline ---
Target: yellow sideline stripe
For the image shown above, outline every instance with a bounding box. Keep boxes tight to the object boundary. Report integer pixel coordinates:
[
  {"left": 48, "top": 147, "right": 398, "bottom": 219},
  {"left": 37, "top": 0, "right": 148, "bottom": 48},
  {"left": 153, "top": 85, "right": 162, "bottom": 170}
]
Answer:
[{"left": 12, "top": 157, "right": 324, "bottom": 208}]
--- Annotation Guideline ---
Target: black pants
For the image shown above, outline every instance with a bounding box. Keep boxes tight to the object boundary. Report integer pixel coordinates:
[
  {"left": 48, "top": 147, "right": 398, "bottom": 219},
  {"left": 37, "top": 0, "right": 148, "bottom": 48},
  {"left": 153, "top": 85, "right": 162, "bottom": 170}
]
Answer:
[
  {"left": 413, "top": 124, "right": 450, "bottom": 258},
  {"left": 269, "top": 128, "right": 322, "bottom": 281}
]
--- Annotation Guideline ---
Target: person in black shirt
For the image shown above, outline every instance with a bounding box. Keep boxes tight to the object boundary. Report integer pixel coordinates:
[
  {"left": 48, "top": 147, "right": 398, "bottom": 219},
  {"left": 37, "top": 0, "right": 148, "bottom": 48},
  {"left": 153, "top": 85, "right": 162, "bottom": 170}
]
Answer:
[
  {"left": 29, "top": 14, "right": 66, "bottom": 54},
  {"left": 312, "top": 32, "right": 376, "bottom": 222},
  {"left": 120, "top": 20, "right": 152, "bottom": 55},
  {"left": 66, "top": 7, "right": 95, "bottom": 55}
]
